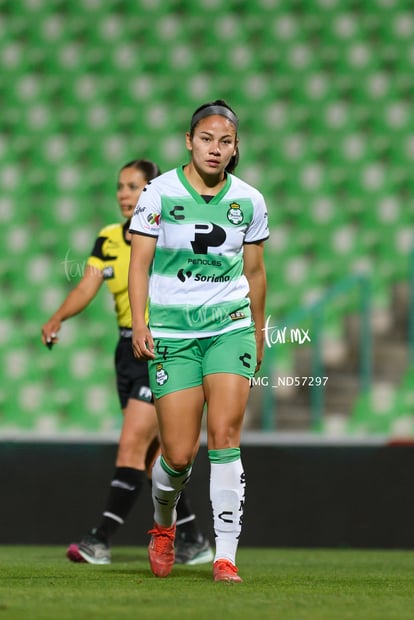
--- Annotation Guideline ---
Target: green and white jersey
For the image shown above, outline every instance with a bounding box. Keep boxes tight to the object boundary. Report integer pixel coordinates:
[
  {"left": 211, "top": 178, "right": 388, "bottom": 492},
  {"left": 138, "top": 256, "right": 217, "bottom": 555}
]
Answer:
[{"left": 129, "top": 165, "right": 269, "bottom": 338}]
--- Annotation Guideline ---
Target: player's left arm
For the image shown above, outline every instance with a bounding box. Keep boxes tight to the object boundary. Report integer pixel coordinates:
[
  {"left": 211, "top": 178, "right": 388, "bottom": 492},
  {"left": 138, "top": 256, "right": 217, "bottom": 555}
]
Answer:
[{"left": 243, "top": 241, "right": 267, "bottom": 372}]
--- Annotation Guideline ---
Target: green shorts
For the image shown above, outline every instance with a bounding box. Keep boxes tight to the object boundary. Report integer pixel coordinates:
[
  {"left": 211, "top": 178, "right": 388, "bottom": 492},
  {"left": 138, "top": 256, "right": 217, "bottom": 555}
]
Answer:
[{"left": 148, "top": 326, "right": 257, "bottom": 399}]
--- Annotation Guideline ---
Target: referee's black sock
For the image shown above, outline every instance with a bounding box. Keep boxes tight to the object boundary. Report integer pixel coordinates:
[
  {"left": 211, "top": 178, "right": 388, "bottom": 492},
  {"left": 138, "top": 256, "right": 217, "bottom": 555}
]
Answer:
[
  {"left": 176, "top": 489, "right": 201, "bottom": 543},
  {"left": 94, "top": 467, "right": 145, "bottom": 542}
]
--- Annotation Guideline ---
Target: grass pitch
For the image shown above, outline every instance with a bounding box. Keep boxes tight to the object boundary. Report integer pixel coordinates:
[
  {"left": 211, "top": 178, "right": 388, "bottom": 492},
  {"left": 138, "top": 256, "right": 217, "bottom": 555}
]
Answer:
[{"left": 1, "top": 547, "right": 413, "bottom": 620}]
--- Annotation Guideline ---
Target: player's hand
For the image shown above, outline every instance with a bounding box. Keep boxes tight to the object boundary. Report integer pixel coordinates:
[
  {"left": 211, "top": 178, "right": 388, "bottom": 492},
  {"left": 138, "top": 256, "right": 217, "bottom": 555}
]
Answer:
[
  {"left": 255, "top": 331, "right": 264, "bottom": 373},
  {"left": 41, "top": 319, "right": 61, "bottom": 349},
  {"left": 132, "top": 326, "right": 155, "bottom": 360}
]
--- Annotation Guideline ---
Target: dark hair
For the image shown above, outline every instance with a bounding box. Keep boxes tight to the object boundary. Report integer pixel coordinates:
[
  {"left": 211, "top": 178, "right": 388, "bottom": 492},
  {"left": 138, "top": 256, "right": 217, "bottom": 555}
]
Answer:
[
  {"left": 121, "top": 159, "right": 161, "bottom": 182},
  {"left": 189, "top": 99, "right": 240, "bottom": 174}
]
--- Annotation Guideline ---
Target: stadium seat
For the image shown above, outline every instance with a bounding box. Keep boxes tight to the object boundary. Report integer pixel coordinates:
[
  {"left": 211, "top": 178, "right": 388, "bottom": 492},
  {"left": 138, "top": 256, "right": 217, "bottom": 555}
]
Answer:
[{"left": 1, "top": 0, "right": 414, "bottom": 435}]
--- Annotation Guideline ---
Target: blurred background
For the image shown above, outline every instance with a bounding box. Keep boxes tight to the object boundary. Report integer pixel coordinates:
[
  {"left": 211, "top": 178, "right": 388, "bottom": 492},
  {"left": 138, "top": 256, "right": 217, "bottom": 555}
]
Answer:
[{"left": 1, "top": 0, "right": 414, "bottom": 441}]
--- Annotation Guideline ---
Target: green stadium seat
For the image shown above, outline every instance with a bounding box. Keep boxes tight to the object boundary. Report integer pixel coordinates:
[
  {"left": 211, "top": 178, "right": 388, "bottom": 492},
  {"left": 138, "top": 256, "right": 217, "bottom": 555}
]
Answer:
[{"left": 1, "top": 0, "right": 414, "bottom": 435}]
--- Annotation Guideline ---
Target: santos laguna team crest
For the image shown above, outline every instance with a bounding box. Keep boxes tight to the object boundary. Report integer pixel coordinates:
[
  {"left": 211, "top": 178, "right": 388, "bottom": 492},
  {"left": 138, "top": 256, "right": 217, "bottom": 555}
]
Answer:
[
  {"left": 155, "top": 363, "right": 169, "bottom": 386},
  {"left": 227, "top": 202, "right": 244, "bottom": 225}
]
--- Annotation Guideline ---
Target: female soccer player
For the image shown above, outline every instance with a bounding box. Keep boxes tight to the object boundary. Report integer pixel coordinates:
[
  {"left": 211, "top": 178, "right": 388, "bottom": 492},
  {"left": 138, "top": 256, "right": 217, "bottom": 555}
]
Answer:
[
  {"left": 128, "top": 101, "right": 269, "bottom": 582},
  {"left": 41, "top": 159, "right": 212, "bottom": 566}
]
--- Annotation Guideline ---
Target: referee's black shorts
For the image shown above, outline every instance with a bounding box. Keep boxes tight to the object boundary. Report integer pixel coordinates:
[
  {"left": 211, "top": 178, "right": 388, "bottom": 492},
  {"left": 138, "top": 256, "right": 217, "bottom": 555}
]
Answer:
[{"left": 115, "top": 334, "right": 153, "bottom": 409}]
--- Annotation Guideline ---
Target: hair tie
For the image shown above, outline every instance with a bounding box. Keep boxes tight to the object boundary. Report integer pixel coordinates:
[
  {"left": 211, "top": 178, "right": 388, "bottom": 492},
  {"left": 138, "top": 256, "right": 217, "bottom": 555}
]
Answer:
[{"left": 190, "top": 105, "right": 239, "bottom": 132}]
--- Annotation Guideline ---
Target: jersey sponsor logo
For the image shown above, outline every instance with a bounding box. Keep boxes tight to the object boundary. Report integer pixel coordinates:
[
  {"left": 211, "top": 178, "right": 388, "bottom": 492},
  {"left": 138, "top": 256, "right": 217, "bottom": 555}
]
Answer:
[
  {"left": 194, "top": 273, "right": 230, "bottom": 282},
  {"left": 155, "top": 363, "right": 169, "bottom": 386},
  {"left": 187, "top": 258, "right": 222, "bottom": 267},
  {"left": 169, "top": 205, "right": 185, "bottom": 220},
  {"left": 102, "top": 266, "right": 114, "bottom": 279},
  {"left": 177, "top": 269, "right": 192, "bottom": 282},
  {"left": 227, "top": 202, "right": 244, "bottom": 225},
  {"left": 147, "top": 213, "right": 160, "bottom": 226},
  {"left": 133, "top": 205, "right": 146, "bottom": 216},
  {"left": 176, "top": 269, "right": 230, "bottom": 283},
  {"left": 191, "top": 223, "right": 226, "bottom": 254},
  {"left": 229, "top": 310, "right": 246, "bottom": 321}
]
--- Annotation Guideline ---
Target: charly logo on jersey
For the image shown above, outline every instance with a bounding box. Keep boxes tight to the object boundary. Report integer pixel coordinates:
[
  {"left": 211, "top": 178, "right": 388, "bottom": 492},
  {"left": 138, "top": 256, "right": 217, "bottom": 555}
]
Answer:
[
  {"left": 155, "top": 363, "right": 169, "bottom": 386},
  {"left": 169, "top": 205, "right": 185, "bottom": 220},
  {"left": 227, "top": 202, "right": 244, "bottom": 225}
]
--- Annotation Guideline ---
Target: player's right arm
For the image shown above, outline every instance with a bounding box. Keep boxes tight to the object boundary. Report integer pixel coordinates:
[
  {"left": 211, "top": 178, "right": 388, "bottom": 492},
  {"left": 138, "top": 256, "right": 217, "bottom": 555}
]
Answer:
[
  {"left": 41, "top": 265, "right": 103, "bottom": 347},
  {"left": 128, "top": 233, "right": 157, "bottom": 360}
]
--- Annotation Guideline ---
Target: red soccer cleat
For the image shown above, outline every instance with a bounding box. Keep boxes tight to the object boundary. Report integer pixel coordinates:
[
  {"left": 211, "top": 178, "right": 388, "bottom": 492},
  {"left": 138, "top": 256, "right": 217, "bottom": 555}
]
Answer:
[
  {"left": 213, "top": 559, "right": 243, "bottom": 583},
  {"left": 148, "top": 522, "right": 176, "bottom": 577}
]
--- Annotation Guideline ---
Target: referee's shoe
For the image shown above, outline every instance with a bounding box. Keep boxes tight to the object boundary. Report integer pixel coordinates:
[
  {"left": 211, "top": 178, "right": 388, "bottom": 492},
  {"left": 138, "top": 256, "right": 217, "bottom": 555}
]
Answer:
[
  {"left": 174, "top": 531, "right": 214, "bottom": 565},
  {"left": 66, "top": 529, "right": 111, "bottom": 565}
]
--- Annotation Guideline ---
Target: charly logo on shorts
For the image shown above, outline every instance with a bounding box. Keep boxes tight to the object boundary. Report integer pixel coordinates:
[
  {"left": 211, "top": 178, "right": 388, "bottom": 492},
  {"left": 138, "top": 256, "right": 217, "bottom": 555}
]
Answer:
[
  {"left": 227, "top": 202, "right": 244, "bottom": 225},
  {"left": 155, "top": 363, "right": 169, "bottom": 386}
]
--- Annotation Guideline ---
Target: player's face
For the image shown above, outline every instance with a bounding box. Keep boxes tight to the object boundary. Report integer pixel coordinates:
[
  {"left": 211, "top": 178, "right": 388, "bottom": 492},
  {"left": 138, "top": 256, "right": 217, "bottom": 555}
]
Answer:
[
  {"left": 186, "top": 115, "right": 238, "bottom": 179},
  {"left": 116, "top": 167, "right": 148, "bottom": 219}
]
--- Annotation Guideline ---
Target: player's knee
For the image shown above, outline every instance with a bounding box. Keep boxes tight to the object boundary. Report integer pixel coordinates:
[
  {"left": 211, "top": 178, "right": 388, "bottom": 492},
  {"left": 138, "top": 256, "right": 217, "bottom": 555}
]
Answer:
[
  {"left": 117, "top": 439, "right": 147, "bottom": 465},
  {"left": 163, "top": 453, "right": 193, "bottom": 473}
]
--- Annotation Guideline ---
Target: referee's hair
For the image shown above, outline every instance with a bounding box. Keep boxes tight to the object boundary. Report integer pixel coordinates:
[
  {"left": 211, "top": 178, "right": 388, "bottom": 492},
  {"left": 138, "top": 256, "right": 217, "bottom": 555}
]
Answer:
[{"left": 121, "top": 159, "right": 161, "bottom": 181}]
